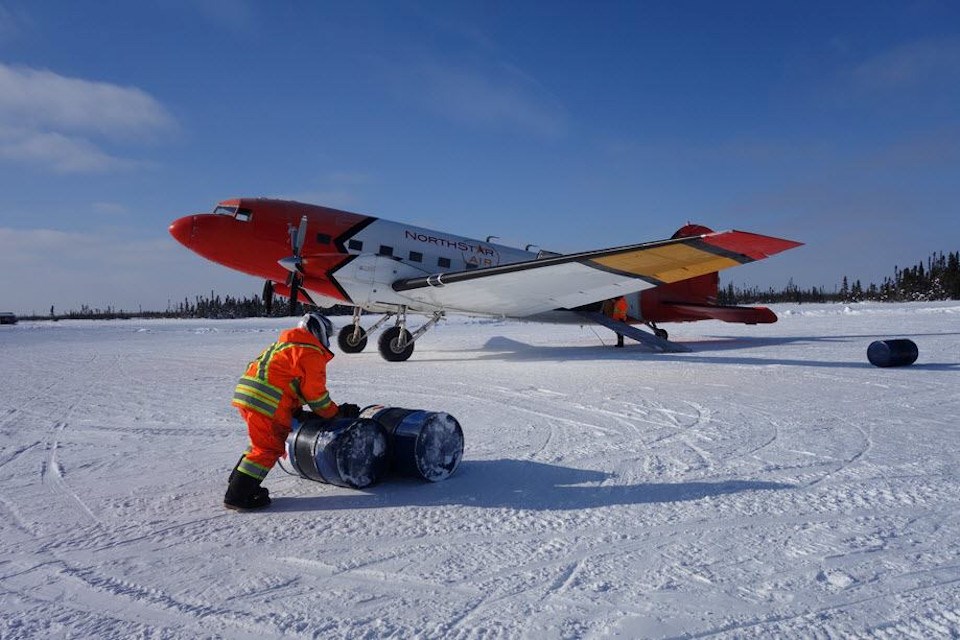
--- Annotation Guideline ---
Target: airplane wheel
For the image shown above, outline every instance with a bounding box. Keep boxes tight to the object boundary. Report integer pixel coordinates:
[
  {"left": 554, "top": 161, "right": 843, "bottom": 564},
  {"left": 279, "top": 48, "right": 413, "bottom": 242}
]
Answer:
[
  {"left": 654, "top": 328, "right": 669, "bottom": 340},
  {"left": 378, "top": 326, "right": 415, "bottom": 362},
  {"left": 337, "top": 325, "right": 367, "bottom": 353}
]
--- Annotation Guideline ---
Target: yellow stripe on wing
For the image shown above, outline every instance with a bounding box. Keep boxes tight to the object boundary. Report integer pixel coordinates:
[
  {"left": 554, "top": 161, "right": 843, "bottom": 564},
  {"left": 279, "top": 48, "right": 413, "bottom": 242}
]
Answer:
[{"left": 588, "top": 243, "right": 743, "bottom": 284}]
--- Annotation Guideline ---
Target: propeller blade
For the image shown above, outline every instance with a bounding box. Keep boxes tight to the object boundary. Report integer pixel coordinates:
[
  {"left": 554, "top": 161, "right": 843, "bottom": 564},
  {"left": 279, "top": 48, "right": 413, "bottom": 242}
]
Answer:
[
  {"left": 280, "top": 215, "right": 309, "bottom": 276},
  {"left": 293, "top": 215, "right": 308, "bottom": 256}
]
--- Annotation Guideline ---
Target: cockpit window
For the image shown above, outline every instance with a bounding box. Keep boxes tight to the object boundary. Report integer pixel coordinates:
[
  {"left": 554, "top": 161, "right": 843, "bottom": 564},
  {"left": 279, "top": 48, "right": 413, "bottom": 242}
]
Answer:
[{"left": 212, "top": 205, "right": 252, "bottom": 222}]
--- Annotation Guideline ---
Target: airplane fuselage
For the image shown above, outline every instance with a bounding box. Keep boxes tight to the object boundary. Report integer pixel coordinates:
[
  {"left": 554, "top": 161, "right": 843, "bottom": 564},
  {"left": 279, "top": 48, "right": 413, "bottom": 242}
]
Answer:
[
  {"left": 170, "top": 197, "right": 801, "bottom": 360},
  {"left": 170, "top": 198, "right": 539, "bottom": 315}
]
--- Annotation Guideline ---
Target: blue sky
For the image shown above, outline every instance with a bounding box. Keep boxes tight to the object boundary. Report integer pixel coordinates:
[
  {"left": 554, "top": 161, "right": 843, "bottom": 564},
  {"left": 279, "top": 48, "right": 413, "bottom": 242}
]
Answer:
[{"left": 1, "top": 1, "right": 958, "bottom": 315}]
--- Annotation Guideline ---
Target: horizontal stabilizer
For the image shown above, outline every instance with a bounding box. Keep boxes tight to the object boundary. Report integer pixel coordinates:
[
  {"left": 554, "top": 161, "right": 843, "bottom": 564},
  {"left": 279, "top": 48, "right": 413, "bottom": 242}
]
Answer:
[{"left": 659, "top": 302, "right": 778, "bottom": 324}]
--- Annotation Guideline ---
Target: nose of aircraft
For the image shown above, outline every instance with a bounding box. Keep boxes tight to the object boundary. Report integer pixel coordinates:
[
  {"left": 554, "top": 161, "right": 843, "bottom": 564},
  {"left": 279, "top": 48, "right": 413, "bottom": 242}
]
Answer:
[{"left": 168, "top": 215, "right": 195, "bottom": 247}]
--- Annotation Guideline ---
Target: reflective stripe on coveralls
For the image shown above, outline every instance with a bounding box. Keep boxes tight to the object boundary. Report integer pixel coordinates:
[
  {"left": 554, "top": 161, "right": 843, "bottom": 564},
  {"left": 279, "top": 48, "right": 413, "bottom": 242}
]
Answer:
[
  {"left": 232, "top": 376, "right": 284, "bottom": 416},
  {"left": 291, "top": 379, "right": 332, "bottom": 414},
  {"left": 237, "top": 454, "right": 271, "bottom": 481},
  {"left": 231, "top": 341, "right": 330, "bottom": 418}
]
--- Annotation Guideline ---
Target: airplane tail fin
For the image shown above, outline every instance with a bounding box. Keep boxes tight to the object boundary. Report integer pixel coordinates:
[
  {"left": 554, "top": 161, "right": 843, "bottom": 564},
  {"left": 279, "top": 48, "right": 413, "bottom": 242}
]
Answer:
[{"left": 638, "top": 224, "right": 779, "bottom": 325}]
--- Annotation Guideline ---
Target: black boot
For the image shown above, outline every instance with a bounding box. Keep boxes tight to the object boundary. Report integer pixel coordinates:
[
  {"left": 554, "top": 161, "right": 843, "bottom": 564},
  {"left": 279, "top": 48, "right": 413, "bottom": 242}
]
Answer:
[
  {"left": 228, "top": 455, "right": 269, "bottom": 500},
  {"left": 224, "top": 472, "right": 272, "bottom": 511}
]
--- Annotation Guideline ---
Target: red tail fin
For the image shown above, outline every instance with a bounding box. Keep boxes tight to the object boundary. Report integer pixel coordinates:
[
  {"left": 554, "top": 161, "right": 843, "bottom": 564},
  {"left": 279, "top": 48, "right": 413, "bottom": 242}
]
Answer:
[{"left": 638, "top": 224, "right": 778, "bottom": 325}]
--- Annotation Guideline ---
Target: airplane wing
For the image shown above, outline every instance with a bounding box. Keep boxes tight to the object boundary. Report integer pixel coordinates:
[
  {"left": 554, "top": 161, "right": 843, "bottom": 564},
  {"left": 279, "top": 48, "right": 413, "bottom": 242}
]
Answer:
[{"left": 391, "top": 230, "right": 802, "bottom": 317}]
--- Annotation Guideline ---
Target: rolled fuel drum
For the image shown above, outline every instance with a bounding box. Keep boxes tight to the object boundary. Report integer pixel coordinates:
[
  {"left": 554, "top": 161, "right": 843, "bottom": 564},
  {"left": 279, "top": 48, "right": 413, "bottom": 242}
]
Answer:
[
  {"left": 867, "top": 339, "right": 919, "bottom": 368},
  {"left": 360, "top": 406, "right": 464, "bottom": 481},
  {"left": 281, "top": 416, "right": 388, "bottom": 488}
]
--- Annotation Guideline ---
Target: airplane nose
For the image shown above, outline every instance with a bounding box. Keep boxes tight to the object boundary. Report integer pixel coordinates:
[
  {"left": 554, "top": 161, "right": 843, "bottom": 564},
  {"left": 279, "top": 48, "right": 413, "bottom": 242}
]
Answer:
[{"left": 168, "top": 215, "right": 195, "bottom": 246}]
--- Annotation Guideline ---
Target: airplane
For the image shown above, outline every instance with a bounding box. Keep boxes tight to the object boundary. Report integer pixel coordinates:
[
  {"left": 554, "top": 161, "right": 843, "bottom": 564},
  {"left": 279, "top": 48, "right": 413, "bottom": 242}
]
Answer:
[{"left": 169, "top": 198, "right": 802, "bottom": 361}]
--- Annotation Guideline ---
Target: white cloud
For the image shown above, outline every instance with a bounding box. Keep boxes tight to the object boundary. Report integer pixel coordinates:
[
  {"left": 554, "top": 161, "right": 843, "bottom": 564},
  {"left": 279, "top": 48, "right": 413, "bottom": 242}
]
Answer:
[
  {"left": 0, "top": 129, "right": 139, "bottom": 173},
  {"left": 0, "top": 62, "right": 175, "bottom": 139},
  {"left": 0, "top": 63, "right": 175, "bottom": 173}
]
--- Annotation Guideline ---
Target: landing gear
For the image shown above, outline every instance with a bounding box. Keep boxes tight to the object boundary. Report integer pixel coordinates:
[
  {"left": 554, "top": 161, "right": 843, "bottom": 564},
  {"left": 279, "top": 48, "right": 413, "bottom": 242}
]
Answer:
[
  {"left": 338, "top": 325, "right": 367, "bottom": 353},
  {"left": 377, "top": 308, "right": 445, "bottom": 362},
  {"left": 378, "top": 326, "right": 415, "bottom": 362},
  {"left": 646, "top": 322, "right": 668, "bottom": 340},
  {"left": 337, "top": 308, "right": 394, "bottom": 354},
  {"left": 341, "top": 306, "right": 444, "bottom": 362}
]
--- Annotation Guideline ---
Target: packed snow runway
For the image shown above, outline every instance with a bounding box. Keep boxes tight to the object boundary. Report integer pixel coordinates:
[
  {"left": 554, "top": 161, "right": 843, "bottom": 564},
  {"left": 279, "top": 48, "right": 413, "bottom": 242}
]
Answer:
[{"left": 2, "top": 302, "right": 959, "bottom": 639}]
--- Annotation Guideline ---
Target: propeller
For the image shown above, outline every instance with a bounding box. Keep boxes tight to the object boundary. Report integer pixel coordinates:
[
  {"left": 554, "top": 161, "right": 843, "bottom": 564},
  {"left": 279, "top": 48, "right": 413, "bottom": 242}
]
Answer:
[{"left": 279, "top": 215, "right": 309, "bottom": 316}]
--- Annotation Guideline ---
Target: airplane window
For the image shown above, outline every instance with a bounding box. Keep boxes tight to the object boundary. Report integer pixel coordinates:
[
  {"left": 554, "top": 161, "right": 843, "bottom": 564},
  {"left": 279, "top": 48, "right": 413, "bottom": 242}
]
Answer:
[
  {"left": 378, "top": 245, "right": 394, "bottom": 257},
  {"left": 438, "top": 257, "right": 451, "bottom": 268},
  {"left": 213, "top": 205, "right": 238, "bottom": 216},
  {"left": 348, "top": 239, "right": 363, "bottom": 251},
  {"left": 236, "top": 208, "right": 252, "bottom": 222},
  {"left": 465, "top": 262, "right": 478, "bottom": 270},
  {"left": 409, "top": 251, "right": 423, "bottom": 263},
  {"left": 316, "top": 233, "right": 331, "bottom": 245}
]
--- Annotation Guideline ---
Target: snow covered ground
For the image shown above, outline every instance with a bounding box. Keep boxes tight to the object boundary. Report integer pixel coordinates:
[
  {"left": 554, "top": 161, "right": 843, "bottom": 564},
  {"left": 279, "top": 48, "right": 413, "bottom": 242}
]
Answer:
[{"left": 2, "top": 302, "right": 959, "bottom": 639}]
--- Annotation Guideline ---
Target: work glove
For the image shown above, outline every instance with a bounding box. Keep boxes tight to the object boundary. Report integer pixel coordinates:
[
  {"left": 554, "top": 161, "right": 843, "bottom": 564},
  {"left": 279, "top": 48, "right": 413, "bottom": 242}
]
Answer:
[{"left": 337, "top": 403, "right": 361, "bottom": 419}]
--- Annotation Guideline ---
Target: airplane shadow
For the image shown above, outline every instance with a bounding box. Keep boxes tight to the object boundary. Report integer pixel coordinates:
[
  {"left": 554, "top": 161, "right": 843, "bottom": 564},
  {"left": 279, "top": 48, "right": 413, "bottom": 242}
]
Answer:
[
  {"left": 414, "top": 334, "right": 960, "bottom": 371},
  {"left": 270, "top": 458, "right": 795, "bottom": 514}
]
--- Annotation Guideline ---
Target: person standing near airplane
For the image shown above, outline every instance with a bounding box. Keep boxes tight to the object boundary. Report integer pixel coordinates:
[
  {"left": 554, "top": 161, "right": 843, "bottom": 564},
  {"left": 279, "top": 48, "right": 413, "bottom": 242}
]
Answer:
[
  {"left": 609, "top": 296, "right": 629, "bottom": 347},
  {"left": 224, "top": 312, "right": 360, "bottom": 511}
]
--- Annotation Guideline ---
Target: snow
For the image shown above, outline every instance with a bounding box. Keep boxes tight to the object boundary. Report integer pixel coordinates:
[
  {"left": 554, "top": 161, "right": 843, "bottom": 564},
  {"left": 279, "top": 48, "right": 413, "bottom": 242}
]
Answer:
[{"left": 1, "top": 301, "right": 959, "bottom": 639}]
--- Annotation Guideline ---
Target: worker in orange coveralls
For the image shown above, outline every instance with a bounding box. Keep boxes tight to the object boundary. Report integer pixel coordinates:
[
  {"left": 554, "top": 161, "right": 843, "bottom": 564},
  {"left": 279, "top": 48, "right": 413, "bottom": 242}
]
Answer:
[
  {"left": 610, "top": 296, "right": 629, "bottom": 348},
  {"left": 224, "top": 312, "right": 359, "bottom": 511}
]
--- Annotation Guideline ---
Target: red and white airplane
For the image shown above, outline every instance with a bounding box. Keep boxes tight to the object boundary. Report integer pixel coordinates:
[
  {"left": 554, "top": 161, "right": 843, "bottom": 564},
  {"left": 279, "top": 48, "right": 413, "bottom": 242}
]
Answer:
[{"left": 169, "top": 198, "right": 801, "bottom": 361}]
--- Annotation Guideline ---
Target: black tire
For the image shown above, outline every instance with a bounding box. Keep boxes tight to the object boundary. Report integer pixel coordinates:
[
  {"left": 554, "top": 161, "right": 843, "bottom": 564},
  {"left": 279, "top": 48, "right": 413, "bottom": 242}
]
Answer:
[
  {"left": 287, "top": 277, "right": 300, "bottom": 316},
  {"left": 338, "top": 325, "right": 367, "bottom": 353},
  {"left": 654, "top": 328, "right": 669, "bottom": 340},
  {"left": 262, "top": 280, "right": 274, "bottom": 316},
  {"left": 378, "top": 326, "right": 415, "bottom": 362}
]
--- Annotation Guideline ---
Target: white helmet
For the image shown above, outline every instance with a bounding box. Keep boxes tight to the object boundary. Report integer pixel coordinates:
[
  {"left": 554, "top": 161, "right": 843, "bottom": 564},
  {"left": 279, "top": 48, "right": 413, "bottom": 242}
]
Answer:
[{"left": 298, "top": 312, "right": 333, "bottom": 349}]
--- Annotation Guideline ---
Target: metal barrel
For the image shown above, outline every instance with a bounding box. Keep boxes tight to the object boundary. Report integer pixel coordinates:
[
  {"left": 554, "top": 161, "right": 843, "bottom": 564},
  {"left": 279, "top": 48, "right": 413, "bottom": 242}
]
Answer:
[
  {"left": 360, "top": 405, "right": 464, "bottom": 482},
  {"left": 280, "top": 416, "right": 388, "bottom": 488},
  {"left": 867, "top": 339, "right": 919, "bottom": 368}
]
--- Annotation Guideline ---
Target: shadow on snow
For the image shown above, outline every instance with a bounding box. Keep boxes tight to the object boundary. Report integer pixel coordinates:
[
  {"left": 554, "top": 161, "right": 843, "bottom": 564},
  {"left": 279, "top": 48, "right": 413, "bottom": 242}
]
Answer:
[
  {"left": 271, "top": 458, "right": 795, "bottom": 513},
  {"left": 414, "top": 334, "right": 960, "bottom": 371}
]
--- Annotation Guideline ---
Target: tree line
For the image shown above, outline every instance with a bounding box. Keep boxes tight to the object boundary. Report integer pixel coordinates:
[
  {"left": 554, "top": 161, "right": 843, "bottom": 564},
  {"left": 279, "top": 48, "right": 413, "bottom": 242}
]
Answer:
[
  {"left": 22, "top": 293, "right": 354, "bottom": 321},
  {"left": 718, "top": 250, "right": 960, "bottom": 305}
]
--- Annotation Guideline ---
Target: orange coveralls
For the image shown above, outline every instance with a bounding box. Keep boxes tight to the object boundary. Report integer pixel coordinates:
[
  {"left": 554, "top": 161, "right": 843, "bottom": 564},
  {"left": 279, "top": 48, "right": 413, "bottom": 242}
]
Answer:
[
  {"left": 612, "top": 296, "right": 629, "bottom": 322},
  {"left": 230, "top": 327, "right": 340, "bottom": 481}
]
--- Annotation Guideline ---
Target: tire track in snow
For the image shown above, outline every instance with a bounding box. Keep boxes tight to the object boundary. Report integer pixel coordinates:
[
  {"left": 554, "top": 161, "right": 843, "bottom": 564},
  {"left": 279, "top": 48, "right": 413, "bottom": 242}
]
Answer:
[
  {"left": 40, "top": 420, "right": 98, "bottom": 525},
  {"left": 0, "top": 441, "right": 43, "bottom": 474},
  {"left": 675, "top": 581, "right": 960, "bottom": 639},
  {"left": 805, "top": 415, "right": 873, "bottom": 488},
  {"left": 2, "top": 559, "right": 289, "bottom": 640},
  {"left": 0, "top": 493, "right": 38, "bottom": 539}
]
